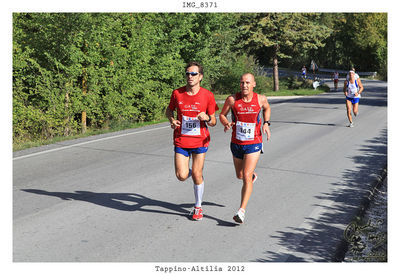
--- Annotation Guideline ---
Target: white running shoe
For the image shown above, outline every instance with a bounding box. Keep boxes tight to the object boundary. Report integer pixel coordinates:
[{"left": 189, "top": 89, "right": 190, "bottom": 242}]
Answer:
[
  {"left": 233, "top": 209, "right": 245, "bottom": 224},
  {"left": 348, "top": 122, "right": 354, "bottom": 128}
]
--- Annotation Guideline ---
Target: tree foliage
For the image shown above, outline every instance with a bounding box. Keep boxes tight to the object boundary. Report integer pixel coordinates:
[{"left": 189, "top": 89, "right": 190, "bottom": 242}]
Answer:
[
  {"left": 13, "top": 13, "right": 387, "bottom": 145},
  {"left": 311, "top": 13, "right": 387, "bottom": 76},
  {"left": 239, "top": 13, "right": 332, "bottom": 90}
]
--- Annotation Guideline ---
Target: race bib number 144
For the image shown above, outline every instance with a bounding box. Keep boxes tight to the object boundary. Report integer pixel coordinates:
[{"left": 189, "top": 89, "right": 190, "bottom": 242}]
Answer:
[{"left": 236, "top": 121, "right": 255, "bottom": 141}]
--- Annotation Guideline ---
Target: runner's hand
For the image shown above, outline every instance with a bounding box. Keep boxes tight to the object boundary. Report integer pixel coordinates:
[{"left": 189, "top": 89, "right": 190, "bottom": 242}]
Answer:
[
  {"left": 170, "top": 119, "right": 181, "bottom": 129},
  {"left": 197, "top": 112, "right": 209, "bottom": 121},
  {"left": 262, "top": 124, "right": 271, "bottom": 141},
  {"left": 224, "top": 122, "right": 235, "bottom": 133}
]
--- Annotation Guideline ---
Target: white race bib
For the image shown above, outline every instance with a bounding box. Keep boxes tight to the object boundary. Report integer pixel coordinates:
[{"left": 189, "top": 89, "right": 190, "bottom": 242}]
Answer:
[
  {"left": 236, "top": 121, "right": 255, "bottom": 141},
  {"left": 181, "top": 115, "right": 201, "bottom": 136}
]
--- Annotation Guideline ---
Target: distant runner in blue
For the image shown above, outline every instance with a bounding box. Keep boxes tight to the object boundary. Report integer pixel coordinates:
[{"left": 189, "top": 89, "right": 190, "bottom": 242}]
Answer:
[
  {"left": 301, "top": 65, "right": 307, "bottom": 80},
  {"left": 343, "top": 70, "right": 364, "bottom": 128}
]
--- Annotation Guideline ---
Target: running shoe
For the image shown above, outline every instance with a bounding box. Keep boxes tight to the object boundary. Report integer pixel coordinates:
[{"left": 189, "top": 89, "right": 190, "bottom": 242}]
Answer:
[
  {"left": 190, "top": 207, "right": 203, "bottom": 221},
  {"left": 252, "top": 172, "right": 258, "bottom": 184},
  {"left": 233, "top": 209, "right": 245, "bottom": 224},
  {"left": 348, "top": 122, "right": 354, "bottom": 128}
]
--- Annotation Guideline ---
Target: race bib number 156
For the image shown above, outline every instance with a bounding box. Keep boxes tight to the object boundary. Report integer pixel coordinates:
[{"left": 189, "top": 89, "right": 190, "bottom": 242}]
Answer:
[{"left": 181, "top": 115, "right": 201, "bottom": 136}]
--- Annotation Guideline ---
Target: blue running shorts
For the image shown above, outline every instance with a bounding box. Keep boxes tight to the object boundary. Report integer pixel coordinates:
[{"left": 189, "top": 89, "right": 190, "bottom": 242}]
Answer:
[
  {"left": 230, "top": 142, "right": 263, "bottom": 160},
  {"left": 346, "top": 97, "right": 360, "bottom": 104},
  {"left": 174, "top": 146, "right": 208, "bottom": 157}
]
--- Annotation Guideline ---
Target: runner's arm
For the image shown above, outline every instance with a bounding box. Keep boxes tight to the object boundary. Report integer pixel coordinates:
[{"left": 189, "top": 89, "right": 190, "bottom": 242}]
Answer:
[
  {"left": 219, "top": 95, "right": 235, "bottom": 132},
  {"left": 165, "top": 107, "right": 181, "bottom": 129},
  {"left": 207, "top": 113, "right": 217, "bottom": 127},
  {"left": 260, "top": 95, "right": 271, "bottom": 141},
  {"left": 357, "top": 78, "right": 364, "bottom": 95},
  {"left": 343, "top": 80, "right": 348, "bottom": 96}
]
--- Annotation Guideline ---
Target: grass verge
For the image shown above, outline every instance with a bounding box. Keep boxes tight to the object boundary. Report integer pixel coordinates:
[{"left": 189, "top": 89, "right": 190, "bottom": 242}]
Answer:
[{"left": 13, "top": 118, "right": 169, "bottom": 152}]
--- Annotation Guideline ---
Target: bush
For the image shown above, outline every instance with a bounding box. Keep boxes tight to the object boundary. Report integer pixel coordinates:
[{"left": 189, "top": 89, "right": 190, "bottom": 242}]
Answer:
[
  {"left": 285, "top": 76, "right": 314, "bottom": 90},
  {"left": 212, "top": 55, "right": 260, "bottom": 94},
  {"left": 253, "top": 75, "right": 273, "bottom": 94}
]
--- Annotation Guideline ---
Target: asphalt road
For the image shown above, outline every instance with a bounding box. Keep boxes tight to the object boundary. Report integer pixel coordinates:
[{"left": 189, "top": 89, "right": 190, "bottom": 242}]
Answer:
[{"left": 13, "top": 80, "right": 387, "bottom": 262}]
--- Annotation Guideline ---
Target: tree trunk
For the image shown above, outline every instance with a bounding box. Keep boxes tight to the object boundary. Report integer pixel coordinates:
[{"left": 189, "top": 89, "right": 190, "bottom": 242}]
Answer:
[
  {"left": 82, "top": 67, "right": 87, "bottom": 133},
  {"left": 64, "top": 84, "right": 71, "bottom": 136},
  {"left": 273, "top": 45, "right": 279, "bottom": 91}
]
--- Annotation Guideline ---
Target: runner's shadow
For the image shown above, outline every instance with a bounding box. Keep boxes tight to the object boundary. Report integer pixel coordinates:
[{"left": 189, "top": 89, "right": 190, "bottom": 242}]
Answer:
[{"left": 21, "top": 189, "right": 238, "bottom": 227}]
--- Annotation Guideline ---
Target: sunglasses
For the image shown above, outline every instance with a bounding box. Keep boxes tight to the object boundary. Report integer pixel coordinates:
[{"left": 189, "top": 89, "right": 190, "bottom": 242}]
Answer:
[{"left": 185, "top": 72, "right": 199, "bottom": 76}]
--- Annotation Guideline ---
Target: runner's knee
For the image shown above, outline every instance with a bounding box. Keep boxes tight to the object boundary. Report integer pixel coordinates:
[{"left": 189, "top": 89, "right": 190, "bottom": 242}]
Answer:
[
  {"left": 175, "top": 171, "right": 189, "bottom": 181},
  {"left": 243, "top": 171, "right": 254, "bottom": 182},
  {"left": 236, "top": 170, "right": 243, "bottom": 180},
  {"left": 191, "top": 170, "right": 203, "bottom": 183}
]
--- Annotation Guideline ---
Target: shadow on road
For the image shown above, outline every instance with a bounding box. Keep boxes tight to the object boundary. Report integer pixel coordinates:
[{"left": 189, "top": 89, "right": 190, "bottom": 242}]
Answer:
[
  {"left": 272, "top": 120, "right": 338, "bottom": 127},
  {"left": 20, "top": 190, "right": 238, "bottom": 227},
  {"left": 255, "top": 128, "right": 387, "bottom": 262},
  {"left": 287, "top": 82, "right": 387, "bottom": 108}
]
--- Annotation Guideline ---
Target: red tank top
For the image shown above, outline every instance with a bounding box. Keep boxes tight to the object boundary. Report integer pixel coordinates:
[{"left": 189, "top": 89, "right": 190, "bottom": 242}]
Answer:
[{"left": 231, "top": 92, "right": 262, "bottom": 145}]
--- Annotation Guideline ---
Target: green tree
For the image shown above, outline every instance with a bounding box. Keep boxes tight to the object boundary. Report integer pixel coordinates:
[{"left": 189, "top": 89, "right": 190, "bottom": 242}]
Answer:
[
  {"left": 13, "top": 13, "right": 83, "bottom": 140},
  {"left": 179, "top": 13, "right": 241, "bottom": 93},
  {"left": 344, "top": 13, "right": 387, "bottom": 75},
  {"left": 313, "top": 13, "right": 387, "bottom": 78},
  {"left": 15, "top": 13, "right": 302, "bottom": 146},
  {"left": 239, "top": 13, "right": 331, "bottom": 90},
  {"left": 13, "top": 13, "right": 193, "bottom": 143}
]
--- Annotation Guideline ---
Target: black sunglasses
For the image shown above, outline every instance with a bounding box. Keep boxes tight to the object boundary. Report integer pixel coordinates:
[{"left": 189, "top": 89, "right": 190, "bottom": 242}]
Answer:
[{"left": 185, "top": 72, "right": 199, "bottom": 76}]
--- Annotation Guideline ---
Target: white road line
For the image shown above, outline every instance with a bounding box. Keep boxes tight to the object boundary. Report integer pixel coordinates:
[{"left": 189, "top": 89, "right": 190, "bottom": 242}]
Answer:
[
  {"left": 13, "top": 113, "right": 248, "bottom": 161},
  {"left": 13, "top": 125, "right": 171, "bottom": 161}
]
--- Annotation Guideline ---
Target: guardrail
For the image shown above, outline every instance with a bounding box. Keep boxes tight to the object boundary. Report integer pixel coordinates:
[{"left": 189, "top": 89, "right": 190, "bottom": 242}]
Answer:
[
  {"left": 318, "top": 68, "right": 377, "bottom": 77},
  {"left": 260, "top": 67, "right": 377, "bottom": 78}
]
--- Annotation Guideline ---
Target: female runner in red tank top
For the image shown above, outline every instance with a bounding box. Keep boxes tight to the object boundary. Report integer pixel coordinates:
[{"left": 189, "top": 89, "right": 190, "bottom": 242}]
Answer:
[{"left": 219, "top": 73, "right": 271, "bottom": 224}]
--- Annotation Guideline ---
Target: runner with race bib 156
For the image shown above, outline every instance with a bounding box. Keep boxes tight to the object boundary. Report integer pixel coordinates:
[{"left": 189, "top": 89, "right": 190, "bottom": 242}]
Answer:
[{"left": 166, "top": 62, "right": 218, "bottom": 221}]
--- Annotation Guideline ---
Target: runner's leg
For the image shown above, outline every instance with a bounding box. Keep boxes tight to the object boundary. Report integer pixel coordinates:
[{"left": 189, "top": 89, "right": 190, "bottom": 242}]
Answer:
[
  {"left": 346, "top": 99, "right": 353, "bottom": 123},
  {"left": 174, "top": 152, "right": 190, "bottom": 181},
  {"left": 239, "top": 151, "right": 261, "bottom": 210},
  {"left": 353, "top": 102, "right": 359, "bottom": 116},
  {"left": 191, "top": 153, "right": 206, "bottom": 185},
  {"left": 191, "top": 153, "right": 206, "bottom": 208},
  {"left": 233, "top": 156, "right": 244, "bottom": 180}
]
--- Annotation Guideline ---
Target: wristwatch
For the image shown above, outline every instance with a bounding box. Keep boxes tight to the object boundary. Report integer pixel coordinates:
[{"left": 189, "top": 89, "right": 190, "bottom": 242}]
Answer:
[
  {"left": 206, "top": 115, "right": 212, "bottom": 122},
  {"left": 263, "top": 121, "right": 271, "bottom": 126}
]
